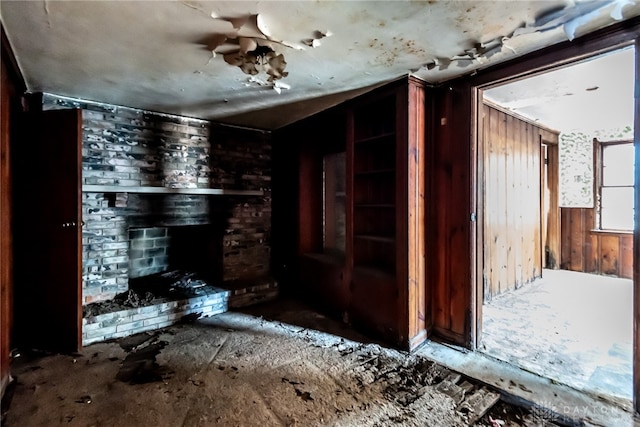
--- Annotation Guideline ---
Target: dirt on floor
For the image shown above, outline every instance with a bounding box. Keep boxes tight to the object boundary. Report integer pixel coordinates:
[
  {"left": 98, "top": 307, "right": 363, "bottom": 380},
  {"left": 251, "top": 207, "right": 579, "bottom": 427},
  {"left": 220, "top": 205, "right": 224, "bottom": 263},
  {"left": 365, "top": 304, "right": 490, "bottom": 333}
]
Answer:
[{"left": 3, "top": 300, "right": 562, "bottom": 426}]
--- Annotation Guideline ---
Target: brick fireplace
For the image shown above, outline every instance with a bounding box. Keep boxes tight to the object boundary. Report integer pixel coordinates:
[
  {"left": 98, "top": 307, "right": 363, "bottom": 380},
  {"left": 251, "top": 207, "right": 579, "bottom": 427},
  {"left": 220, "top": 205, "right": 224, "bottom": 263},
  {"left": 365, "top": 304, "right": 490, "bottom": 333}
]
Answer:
[{"left": 43, "top": 94, "right": 277, "bottom": 344}]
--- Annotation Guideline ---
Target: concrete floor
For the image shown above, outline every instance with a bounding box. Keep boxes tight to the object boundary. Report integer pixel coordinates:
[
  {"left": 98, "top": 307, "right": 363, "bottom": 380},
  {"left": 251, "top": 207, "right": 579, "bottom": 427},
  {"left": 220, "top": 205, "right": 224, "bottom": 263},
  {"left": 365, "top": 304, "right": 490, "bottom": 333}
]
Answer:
[
  {"left": 3, "top": 300, "right": 501, "bottom": 427},
  {"left": 4, "top": 297, "right": 638, "bottom": 426},
  {"left": 482, "top": 269, "right": 633, "bottom": 404}
]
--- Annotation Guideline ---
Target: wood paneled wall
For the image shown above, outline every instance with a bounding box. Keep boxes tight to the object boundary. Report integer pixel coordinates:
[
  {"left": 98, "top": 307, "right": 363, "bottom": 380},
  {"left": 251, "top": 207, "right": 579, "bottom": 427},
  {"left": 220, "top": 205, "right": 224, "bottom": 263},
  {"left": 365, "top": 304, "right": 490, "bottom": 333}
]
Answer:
[
  {"left": 1, "top": 25, "right": 24, "bottom": 397},
  {"left": 481, "top": 102, "right": 559, "bottom": 301},
  {"left": 561, "top": 208, "right": 634, "bottom": 279},
  {"left": 430, "top": 83, "right": 473, "bottom": 345},
  {"left": 0, "top": 42, "right": 12, "bottom": 399}
]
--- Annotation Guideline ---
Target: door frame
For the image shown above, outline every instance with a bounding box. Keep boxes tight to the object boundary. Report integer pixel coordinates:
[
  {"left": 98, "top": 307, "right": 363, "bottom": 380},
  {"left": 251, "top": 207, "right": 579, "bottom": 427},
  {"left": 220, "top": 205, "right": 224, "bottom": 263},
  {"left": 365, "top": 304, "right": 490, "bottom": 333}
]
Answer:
[{"left": 466, "top": 18, "right": 640, "bottom": 411}]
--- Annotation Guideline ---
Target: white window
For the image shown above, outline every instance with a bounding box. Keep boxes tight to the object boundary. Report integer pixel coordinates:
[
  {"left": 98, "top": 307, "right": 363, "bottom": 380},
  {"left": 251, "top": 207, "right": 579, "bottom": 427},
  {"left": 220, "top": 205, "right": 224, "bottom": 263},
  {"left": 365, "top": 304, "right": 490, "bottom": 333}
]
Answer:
[{"left": 597, "top": 140, "right": 634, "bottom": 231}]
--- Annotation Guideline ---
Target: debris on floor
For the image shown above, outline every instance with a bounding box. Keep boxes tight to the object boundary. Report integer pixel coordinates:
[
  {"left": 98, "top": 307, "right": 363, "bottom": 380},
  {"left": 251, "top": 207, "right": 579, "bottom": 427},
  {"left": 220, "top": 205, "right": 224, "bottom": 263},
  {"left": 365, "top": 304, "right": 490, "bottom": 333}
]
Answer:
[
  {"left": 82, "top": 270, "right": 220, "bottom": 317},
  {"left": 3, "top": 301, "right": 580, "bottom": 426},
  {"left": 116, "top": 334, "right": 172, "bottom": 384}
]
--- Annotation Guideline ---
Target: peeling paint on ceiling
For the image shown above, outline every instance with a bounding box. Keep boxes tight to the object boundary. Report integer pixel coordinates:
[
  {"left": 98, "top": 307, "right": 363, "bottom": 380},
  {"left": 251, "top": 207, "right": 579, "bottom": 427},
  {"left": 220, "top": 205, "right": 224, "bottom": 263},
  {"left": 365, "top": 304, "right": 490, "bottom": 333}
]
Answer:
[{"left": 1, "top": 1, "right": 639, "bottom": 130}]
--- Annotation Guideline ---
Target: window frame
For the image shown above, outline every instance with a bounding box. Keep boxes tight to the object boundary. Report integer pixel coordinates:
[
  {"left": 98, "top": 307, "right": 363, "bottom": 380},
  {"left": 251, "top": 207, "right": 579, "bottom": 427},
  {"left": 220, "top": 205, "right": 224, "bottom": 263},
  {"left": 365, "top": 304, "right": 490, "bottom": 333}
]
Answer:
[{"left": 594, "top": 138, "right": 634, "bottom": 232}]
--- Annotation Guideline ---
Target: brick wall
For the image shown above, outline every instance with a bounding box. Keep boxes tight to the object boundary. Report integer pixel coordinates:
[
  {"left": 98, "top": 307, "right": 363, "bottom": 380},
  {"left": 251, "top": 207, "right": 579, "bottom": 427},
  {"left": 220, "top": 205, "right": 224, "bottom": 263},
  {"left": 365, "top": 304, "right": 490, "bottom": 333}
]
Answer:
[
  {"left": 43, "top": 94, "right": 272, "bottom": 305},
  {"left": 129, "top": 227, "right": 170, "bottom": 278}
]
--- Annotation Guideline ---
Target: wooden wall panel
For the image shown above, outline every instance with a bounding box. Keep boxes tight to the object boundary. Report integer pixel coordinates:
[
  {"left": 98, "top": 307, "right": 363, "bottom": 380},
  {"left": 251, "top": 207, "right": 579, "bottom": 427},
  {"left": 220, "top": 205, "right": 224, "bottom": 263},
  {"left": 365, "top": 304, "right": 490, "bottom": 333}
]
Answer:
[
  {"left": 1, "top": 49, "right": 13, "bottom": 398},
  {"left": 406, "top": 78, "right": 427, "bottom": 349},
  {"left": 481, "top": 103, "right": 556, "bottom": 301},
  {"left": 584, "top": 209, "right": 599, "bottom": 274},
  {"left": 600, "top": 235, "right": 619, "bottom": 275},
  {"left": 505, "top": 113, "right": 516, "bottom": 293},
  {"left": 545, "top": 144, "right": 561, "bottom": 268},
  {"left": 430, "top": 83, "right": 472, "bottom": 345},
  {"left": 569, "top": 208, "right": 585, "bottom": 272},
  {"left": 633, "top": 36, "right": 640, "bottom": 415},
  {"left": 1, "top": 24, "right": 24, "bottom": 397},
  {"left": 621, "top": 235, "right": 634, "bottom": 280},
  {"left": 560, "top": 207, "right": 633, "bottom": 279}
]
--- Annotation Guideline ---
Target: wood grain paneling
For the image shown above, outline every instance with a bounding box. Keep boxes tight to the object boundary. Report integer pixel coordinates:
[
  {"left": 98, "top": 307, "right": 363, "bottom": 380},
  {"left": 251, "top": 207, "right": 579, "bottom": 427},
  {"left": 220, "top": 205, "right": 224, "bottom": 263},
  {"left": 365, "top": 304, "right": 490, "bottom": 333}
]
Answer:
[
  {"left": 1, "top": 24, "right": 25, "bottom": 397},
  {"left": 406, "top": 78, "right": 427, "bottom": 349},
  {"left": 430, "top": 83, "right": 473, "bottom": 345},
  {"left": 481, "top": 103, "right": 557, "bottom": 301},
  {"left": 560, "top": 208, "right": 633, "bottom": 279},
  {"left": 1, "top": 46, "right": 13, "bottom": 398},
  {"left": 545, "top": 144, "right": 561, "bottom": 269},
  {"left": 621, "top": 234, "right": 634, "bottom": 280},
  {"left": 633, "top": 35, "right": 640, "bottom": 417}
]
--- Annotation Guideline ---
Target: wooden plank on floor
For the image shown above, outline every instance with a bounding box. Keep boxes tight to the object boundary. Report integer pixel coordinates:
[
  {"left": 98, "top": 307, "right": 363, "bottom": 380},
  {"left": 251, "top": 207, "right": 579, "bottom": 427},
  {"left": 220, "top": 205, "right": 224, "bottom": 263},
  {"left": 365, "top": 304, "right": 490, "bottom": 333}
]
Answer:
[
  {"left": 457, "top": 387, "right": 501, "bottom": 425},
  {"left": 436, "top": 379, "right": 465, "bottom": 404}
]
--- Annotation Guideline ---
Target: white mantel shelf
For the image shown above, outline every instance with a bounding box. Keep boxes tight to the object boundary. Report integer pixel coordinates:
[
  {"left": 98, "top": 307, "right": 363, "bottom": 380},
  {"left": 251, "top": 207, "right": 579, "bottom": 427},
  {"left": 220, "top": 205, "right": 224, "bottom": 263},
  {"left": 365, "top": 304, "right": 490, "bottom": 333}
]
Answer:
[{"left": 82, "top": 185, "right": 264, "bottom": 196}]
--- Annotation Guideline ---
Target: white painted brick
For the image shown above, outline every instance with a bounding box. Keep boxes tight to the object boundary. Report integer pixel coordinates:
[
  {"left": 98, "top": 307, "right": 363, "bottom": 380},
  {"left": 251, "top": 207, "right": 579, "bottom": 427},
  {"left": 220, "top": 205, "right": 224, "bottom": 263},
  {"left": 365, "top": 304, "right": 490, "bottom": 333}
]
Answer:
[
  {"left": 143, "top": 315, "right": 169, "bottom": 326},
  {"left": 103, "top": 242, "right": 128, "bottom": 250},
  {"left": 90, "top": 311, "right": 119, "bottom": 323},
  {"left": 85, "top": 325, "right": 116, "bottom": 338},
  {"left": 83, "top": 322, "right": 103, "bottom": 332},
  {"left": 132, "top": 311, "right": 162, "bottom": 322},
  {"left": 106, "top": 158, "right": 133, "bottom": 166},
  {"left": 103, "top": 255, "right": 128, "bottom": 264},
  {"left": 138, "top": 305, "right": 161, "bottom": 315},
  {"left": 116, "top": 321, "right": 145, "bottom": 333}
]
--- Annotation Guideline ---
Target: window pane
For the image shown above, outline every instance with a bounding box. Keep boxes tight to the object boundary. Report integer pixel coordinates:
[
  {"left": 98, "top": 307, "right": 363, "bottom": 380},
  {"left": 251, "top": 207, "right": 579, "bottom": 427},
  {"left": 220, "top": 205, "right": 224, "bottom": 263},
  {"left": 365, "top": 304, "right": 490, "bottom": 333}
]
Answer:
[
  {"left": 323, "top": 152, "right": 346, "bottom": 254},
  {"left": 601, "top": 187, "right": 634, "bottom": 230},
  {"left": 603, "top": 144, "right": 634, "bottom": 186}
]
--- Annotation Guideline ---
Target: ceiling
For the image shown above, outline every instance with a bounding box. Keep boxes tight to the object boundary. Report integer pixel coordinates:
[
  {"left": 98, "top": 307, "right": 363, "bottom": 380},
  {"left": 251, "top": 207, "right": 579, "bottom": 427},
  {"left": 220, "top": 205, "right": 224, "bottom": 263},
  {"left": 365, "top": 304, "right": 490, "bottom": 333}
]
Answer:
[
  {"left": 1, "top": 0, "right": 639, "bottom": 130},
  {"left": 484, "top": 46, "right": 635, "bottom": 133}
]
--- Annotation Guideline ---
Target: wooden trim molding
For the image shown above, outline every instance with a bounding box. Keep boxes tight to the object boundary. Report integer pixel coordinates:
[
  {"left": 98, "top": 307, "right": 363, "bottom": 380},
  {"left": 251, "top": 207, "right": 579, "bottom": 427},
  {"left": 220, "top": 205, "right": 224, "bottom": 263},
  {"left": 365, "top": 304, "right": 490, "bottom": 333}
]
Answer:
[
  {"left": 468, "top": 16, "right": 640, "bottom": 89},
  {"left": 633, "top": 37, "right": 640, "bottom": 416}
]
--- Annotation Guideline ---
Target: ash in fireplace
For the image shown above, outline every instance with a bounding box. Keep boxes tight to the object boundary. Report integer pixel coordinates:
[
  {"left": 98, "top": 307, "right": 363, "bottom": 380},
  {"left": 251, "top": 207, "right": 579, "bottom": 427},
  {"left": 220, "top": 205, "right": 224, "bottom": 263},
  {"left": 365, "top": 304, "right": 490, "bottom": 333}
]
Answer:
[{"left": 83, "top": 270, "right": 221, "bottom": 317}]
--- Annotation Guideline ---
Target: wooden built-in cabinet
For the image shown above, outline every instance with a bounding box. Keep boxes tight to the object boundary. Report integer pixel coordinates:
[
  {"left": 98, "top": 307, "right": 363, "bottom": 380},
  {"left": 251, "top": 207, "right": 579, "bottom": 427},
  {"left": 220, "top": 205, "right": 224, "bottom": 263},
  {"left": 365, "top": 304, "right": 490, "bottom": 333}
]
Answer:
[
  {"left": 286, "top": 77, "right": 428, "bottom": 350},
  {"left": 351, "top": 95, "right": 397, "bottom": 274}
]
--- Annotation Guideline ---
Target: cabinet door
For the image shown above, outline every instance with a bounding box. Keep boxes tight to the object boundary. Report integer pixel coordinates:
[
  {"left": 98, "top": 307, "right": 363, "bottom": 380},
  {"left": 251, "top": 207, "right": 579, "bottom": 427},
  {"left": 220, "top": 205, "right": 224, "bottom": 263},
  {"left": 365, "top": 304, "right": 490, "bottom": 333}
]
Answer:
[{"left": 13, "top": 109, "right": 82, "bottom": 352}]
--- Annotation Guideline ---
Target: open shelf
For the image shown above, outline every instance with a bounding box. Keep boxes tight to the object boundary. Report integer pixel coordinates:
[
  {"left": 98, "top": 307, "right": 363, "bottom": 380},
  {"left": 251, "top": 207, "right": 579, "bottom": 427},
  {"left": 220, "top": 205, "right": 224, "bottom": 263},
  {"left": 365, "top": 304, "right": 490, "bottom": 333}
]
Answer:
[
  {"left": 351, "top": 93, "right": 398, "bottom": 275},
  {"left": 354, "top": 131, "right": 396, "bottom": 145},
  {"left": 354, "top": 234, "right": 395, "bottom": 244}
]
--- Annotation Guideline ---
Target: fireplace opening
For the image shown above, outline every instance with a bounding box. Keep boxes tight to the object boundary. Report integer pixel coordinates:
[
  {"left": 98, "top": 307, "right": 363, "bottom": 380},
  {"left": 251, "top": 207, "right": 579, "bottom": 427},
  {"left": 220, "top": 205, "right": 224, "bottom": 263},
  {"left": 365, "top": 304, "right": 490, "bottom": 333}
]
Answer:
[
  {"left": 83, "top": 224, "right": 224, "bottom": 317},
  {"left": 128, "top": 224, "right": 223, "bottom": 290}
]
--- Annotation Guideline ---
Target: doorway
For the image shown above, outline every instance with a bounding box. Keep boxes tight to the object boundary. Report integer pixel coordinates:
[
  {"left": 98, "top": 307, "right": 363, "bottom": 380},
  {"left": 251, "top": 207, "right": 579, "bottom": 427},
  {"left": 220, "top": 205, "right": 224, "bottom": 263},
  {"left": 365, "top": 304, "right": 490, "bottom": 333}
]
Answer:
[{"left": 476, "top": 46, "right": 635, "bottom": 403}]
